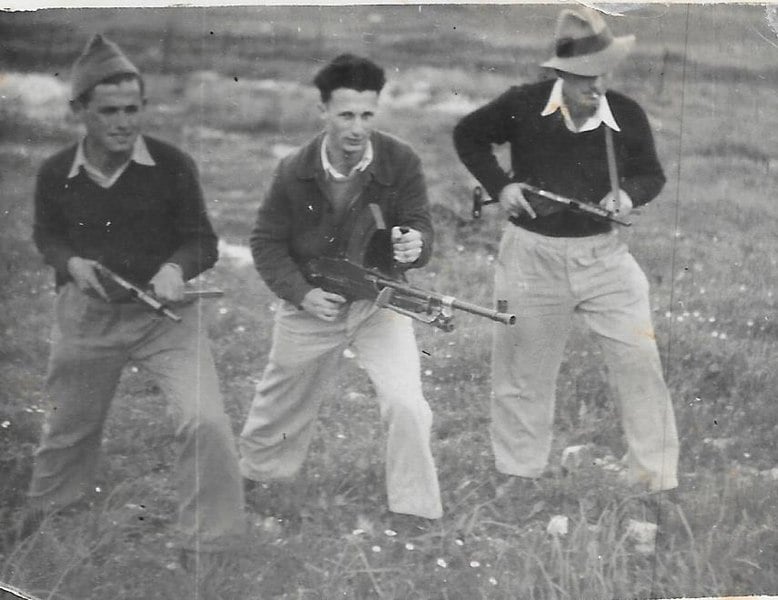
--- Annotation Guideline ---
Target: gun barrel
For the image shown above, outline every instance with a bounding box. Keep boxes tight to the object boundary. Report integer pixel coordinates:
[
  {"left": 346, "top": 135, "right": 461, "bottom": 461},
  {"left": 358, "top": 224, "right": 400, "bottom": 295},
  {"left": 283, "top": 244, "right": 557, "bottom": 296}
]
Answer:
[
  {"left": 374, "top": 277, "right": 516, "bottom": 325},
  {"left": 448, "top": 296, "right": 516, "bottom": 325},
  {"left": 183, "top": 289, "right": 224, "bottom": 299}
]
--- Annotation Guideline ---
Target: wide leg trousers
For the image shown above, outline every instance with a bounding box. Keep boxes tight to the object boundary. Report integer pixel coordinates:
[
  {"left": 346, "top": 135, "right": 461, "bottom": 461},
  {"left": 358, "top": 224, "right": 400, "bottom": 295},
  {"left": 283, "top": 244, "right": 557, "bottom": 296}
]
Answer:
[
  {"left": 491, "top": 226, "right": 679, "bottom": 492},
  {"left": 239, "top": 300, "right": 443, "bottom": 519},
  {"left": 28, "top": 283, "right": 246, "bottom": 549}
]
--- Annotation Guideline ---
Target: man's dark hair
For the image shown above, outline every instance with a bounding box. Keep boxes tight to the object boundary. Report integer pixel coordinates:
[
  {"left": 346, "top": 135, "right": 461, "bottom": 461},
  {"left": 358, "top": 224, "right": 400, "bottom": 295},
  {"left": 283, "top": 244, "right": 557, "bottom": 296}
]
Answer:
[
  {"left": 313, "top": 54, "right": 386, "bottom": 103},
  {"left": 72, "top": 72, "right": 146, "bottom": 107}
]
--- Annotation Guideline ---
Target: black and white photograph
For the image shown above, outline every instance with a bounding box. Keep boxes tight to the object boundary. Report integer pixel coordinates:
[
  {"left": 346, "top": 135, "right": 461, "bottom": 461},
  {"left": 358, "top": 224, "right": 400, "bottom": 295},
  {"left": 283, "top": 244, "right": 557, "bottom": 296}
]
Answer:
[{"left": 0, "top": 3, "right": 776, "bottom": 599}]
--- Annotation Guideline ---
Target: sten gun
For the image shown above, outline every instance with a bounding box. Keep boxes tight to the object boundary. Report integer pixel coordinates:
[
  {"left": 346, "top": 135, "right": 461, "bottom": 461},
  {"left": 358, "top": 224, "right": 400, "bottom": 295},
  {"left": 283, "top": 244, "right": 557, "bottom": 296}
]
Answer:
[
  {"left": 471, "top": 183, "right": 632, "bottom": 226},
  {"left": 303, "top": 257, "right": 516, "bottom": 332},
  {"left": 95, "top": 264, "right": 224, "bottom": 323}
]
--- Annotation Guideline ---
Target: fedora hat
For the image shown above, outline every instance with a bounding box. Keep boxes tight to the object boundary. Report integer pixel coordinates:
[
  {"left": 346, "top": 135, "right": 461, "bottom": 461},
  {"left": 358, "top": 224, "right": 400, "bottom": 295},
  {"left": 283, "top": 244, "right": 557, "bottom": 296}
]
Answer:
[{"left": 541, "top": 7, "right": 635, "bottom": 76}]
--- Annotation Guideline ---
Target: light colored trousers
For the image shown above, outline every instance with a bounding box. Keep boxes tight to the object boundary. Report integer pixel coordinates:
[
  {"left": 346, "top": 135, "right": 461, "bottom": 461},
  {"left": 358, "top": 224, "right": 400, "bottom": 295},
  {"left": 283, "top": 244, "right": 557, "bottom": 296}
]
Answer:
[
  {"left": 28, "top": 283, "right": 246, "bottom": 549},
  {"left": 492, "top": 226, "right": 679, "bottom": 492},
  {"left": 239, "top": 300, "right": 443, "bottom": 519}
]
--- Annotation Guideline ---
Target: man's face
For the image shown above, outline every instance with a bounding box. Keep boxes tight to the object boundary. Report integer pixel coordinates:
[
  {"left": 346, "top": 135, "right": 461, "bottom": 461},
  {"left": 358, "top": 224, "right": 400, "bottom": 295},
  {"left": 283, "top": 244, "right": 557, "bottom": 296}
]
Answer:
[
  {"left": 319, "top": 88, "right": 379, "bottom": 161},
  {"left": 560, "top": 72, "right": 606, "bottom": 113},
  {"left": 74, "top": 78, "right": 145, "bottom": 161}
]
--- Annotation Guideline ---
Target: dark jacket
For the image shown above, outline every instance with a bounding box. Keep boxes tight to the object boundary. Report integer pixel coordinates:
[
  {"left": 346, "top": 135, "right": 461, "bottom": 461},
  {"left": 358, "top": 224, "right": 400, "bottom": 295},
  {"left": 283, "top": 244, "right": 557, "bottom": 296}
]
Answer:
[
  {"left": 454, "top": 80, "right": 666, "bottom": 237},
  {"left": 33, "top": 136, "right": 218, "bottom": 288},
  {"left": 250, "top": 130, "right": 433, "bottom": 306}
]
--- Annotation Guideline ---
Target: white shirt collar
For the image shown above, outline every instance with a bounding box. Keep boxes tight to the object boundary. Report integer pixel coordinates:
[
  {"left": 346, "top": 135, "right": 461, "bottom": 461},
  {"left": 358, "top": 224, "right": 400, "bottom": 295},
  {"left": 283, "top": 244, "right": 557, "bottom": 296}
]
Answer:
[
  {"left": 320, "top": 135, "right": 374, "bottom": 180},
  {"left": 68, "top": 135, "right": 156, "bottom": 188},
  {"left": 540, "top": 78, "right": 621, "bottom": 133}
]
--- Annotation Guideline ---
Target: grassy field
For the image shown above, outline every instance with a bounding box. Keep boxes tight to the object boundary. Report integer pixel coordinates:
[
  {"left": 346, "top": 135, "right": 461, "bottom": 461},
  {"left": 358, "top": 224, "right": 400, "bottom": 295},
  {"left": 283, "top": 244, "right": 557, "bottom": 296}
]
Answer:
[{"left": 1, "top": 4, "right": 778, "bottom": 599}]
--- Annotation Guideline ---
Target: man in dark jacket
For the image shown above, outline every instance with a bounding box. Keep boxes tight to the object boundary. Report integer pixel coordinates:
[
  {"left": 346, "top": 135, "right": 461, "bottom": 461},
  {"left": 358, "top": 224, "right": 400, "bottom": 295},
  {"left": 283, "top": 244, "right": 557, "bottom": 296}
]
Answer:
[
  {"left": 239, "top": 54, "right": 442, "bottom": 520},
  {"left": 26, "top": 34, "right": 245, "bottom": 550},
  {"left": 453, "top": 8, "right": 678, "bottom": 493}
]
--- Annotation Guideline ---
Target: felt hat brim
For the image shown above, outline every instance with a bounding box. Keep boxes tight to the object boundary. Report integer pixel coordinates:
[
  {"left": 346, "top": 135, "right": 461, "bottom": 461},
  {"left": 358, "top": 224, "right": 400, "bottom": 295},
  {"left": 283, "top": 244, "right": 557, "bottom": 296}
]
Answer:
[{"left": 541, "top": 34, "right": 635, "bottom": 76}]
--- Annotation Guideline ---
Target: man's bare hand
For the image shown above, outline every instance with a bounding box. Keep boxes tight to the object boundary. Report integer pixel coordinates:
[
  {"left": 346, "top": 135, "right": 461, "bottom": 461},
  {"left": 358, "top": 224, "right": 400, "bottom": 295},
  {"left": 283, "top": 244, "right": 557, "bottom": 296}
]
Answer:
[
  {"left": 301, "top": 287, "right": 347, "bottom": 322},
  {"left": 150, "top": 263, "right": 185, "bottom": 302},
  {"left": 391, "top": 227, "right": 423, "bottom": 263},
  {"left": 499, "top": 183, "right": 537, "bottom": 219},
  {"left": 67, "top": 257, "right": 109, "bottom": 300},
  {"left": 599, "top": 189, "right": 633, "bottom": 216}
]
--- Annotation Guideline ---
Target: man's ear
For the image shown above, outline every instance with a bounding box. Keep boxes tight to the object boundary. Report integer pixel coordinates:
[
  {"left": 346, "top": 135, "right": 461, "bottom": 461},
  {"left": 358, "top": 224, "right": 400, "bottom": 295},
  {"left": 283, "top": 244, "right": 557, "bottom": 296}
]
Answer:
[{"left": 317, "top": 101, "right": 327, "bottom": 120}]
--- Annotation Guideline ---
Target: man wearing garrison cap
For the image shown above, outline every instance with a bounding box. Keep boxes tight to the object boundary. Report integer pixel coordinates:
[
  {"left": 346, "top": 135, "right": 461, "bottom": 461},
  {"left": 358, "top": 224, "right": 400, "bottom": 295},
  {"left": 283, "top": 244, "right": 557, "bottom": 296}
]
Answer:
[
  {"left": 454, "top": 8, "right": 679, "bottom": 494},
  {"left": 23, "top": 34, "right": 246, "bottom": 553}
]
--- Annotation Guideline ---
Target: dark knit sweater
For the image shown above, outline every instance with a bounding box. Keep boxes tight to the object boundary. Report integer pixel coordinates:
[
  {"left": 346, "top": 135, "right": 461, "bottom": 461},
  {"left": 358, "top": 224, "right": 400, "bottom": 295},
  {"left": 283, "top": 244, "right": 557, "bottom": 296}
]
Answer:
[
  {"left": 33, "top": 136, "right": 218, "bottom": 289},
  {"left": 453, "top": 80, "right": 666, "bottom": 237}
]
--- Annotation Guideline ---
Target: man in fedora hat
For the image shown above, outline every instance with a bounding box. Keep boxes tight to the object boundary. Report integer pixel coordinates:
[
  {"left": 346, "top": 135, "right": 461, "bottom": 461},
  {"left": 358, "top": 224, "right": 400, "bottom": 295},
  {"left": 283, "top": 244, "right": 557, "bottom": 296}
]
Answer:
[
  {"left": 453, "top": 7, "right": 679, "bottom": 493},
  {"left": 22, "top": 34, "right": 246, "bottom": 551}
]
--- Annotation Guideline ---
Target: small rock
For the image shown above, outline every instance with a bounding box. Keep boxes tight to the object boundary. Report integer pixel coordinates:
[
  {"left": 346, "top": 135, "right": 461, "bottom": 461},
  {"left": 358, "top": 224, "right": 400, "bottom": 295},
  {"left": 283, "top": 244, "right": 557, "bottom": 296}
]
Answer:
[
  {"left": 626, "top": 519, "right": 657, "bottom": 555},
  {"left": 703, "top": 437, "right": 735, "bottom": 451},
  {"left": 560, "top": 444, "right": 593, "bottom": 471},
  {"left": 546, "top": 515, "right": 569, "bottom": 537},
  {"left": 761, "top": 467, "right": 778, "bottom": 481}
]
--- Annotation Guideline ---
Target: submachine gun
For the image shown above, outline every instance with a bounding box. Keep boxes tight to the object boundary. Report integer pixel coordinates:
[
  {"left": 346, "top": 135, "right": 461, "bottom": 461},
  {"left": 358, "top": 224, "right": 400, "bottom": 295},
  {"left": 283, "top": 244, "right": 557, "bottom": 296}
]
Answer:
[
  {"left": 471, "top": 126, "right": 633, "bottom": 227},
  {"left": 471, "top": 183, "right": 632, "bottom": 226},
  {"left": 95, "top": 264, "right": 224, "bottom": 323},
  {"left": 302, "top": 204, "right": 515, "bottom": 332}
]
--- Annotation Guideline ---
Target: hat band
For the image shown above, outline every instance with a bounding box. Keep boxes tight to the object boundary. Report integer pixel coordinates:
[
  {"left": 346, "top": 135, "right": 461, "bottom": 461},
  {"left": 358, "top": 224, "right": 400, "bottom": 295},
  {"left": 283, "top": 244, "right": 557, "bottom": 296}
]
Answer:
[{"left": 556, "top": 30, "right": 613, "bottom": 58}]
